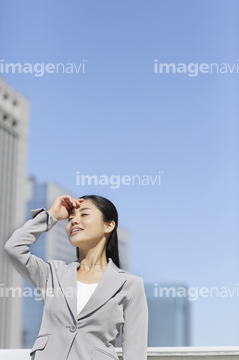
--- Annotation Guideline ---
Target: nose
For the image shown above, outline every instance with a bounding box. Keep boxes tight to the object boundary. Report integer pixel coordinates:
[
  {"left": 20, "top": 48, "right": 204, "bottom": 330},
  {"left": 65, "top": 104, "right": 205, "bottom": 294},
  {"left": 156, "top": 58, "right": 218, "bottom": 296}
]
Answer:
[{"left": 70, "top": 216, "right": 79, "bottom": 226}]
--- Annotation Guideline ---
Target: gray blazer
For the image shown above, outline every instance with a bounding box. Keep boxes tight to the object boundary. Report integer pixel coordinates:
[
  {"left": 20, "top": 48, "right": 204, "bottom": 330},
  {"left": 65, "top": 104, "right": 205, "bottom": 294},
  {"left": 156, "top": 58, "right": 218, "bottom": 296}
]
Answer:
[{"left": 4, "top": 208, "right": 148, "bottom": 360}]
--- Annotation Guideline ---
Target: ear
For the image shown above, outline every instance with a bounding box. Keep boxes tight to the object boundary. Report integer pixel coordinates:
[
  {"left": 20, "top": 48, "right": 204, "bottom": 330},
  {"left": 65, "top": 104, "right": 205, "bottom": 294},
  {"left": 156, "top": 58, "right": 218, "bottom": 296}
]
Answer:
[{"left": 104, "top": 220, "right": 115, "bottom": 234}]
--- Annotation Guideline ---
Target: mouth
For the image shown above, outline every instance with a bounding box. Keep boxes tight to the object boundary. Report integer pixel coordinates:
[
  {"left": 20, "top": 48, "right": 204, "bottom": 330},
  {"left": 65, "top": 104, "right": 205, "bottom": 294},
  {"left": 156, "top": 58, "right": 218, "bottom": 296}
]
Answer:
[{"left": 70, "top": 228, "right": 83, "bottom": 236}]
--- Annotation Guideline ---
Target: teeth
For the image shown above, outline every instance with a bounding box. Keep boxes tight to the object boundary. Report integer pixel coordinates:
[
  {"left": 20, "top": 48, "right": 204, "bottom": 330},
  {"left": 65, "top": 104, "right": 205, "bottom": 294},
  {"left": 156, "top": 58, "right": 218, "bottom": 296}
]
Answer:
[{"left": 71, "top": 229, "right": 82, "bottom": 234}]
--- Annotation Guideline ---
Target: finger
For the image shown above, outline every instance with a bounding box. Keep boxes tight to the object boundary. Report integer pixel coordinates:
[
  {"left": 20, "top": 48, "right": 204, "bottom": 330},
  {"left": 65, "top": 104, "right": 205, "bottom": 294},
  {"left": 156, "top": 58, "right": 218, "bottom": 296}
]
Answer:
[
  {"left": 65, "top": 196, "right": 76, "bottom": 207},
  {"left": 72, "top": 198, "right": 81, "bottom": 207},
  {"left": 62, "top": 196, "right": 76, "bottom": 210},
  {"left": 61, "top": 195, "right": 71, "bottom": 204},
  {"left": 77, "top": 198, "right": 84, "bottom": 203},
  {"left": 61, "top": 198, "right": 72, "bottom": 210},
  {"left": 71, "top": 198, "right": 79, "bottom": 207}
]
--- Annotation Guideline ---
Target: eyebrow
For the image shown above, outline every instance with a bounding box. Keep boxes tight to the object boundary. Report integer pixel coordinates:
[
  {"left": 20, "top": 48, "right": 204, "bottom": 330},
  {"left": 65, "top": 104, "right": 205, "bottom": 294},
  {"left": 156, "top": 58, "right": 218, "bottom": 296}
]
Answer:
[{"left": 69, "top": 207, "right": 91, "bottom": 215}]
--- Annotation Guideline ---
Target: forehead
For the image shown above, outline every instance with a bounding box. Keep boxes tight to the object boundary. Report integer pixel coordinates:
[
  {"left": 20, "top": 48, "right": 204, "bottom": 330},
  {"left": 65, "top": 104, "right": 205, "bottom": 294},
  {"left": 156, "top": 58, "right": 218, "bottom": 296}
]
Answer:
[
  {"left": 69, "top": 199, "right": 98, "bottom": 214},
  {"left": 80, "top": 199, "right": 95, "bottom": 208}
]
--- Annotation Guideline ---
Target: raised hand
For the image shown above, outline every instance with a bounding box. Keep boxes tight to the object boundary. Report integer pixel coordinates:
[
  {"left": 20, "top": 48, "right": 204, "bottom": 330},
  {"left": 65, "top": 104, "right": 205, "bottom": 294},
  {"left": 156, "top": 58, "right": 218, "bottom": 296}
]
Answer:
[{"left": 47, "top": 195, "right": 84, "bottom": 221}]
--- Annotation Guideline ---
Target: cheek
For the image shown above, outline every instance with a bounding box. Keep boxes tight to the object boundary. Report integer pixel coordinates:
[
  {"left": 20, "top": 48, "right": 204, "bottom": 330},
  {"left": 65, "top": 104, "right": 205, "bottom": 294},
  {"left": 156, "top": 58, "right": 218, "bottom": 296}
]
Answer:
[
  {"left": 66, "top": 224, "right": 70, "bottom": 235},
  {"left": 85, "top": 217, "right": 100, "bottom": 228},
  {"left": 86, "top": 219, "right": 105, "bottom": 236}
]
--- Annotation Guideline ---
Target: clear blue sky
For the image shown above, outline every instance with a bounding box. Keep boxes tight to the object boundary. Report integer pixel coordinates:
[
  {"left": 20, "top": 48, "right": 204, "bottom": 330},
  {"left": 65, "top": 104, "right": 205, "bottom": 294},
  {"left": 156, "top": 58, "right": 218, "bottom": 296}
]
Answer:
[{"left": 1, "top": 0, "right": 239, "bottom": 346}]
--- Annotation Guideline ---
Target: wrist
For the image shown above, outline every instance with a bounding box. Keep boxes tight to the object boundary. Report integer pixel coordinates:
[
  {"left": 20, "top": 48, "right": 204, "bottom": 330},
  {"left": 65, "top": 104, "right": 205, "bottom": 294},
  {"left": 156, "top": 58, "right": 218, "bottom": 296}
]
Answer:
[
  {"left": 31, "top": 208, "right": 46, "bottom": 219},
  {"left": 47, "top": 209, "right": 59, "bottom": 220}
]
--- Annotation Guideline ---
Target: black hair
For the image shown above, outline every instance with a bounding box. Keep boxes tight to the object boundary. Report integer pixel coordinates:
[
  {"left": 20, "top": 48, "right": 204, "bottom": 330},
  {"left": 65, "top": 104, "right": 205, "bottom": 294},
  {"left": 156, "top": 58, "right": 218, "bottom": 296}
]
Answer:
[{"left": 75, "top": 195, "right": 121, "bottom": 268}]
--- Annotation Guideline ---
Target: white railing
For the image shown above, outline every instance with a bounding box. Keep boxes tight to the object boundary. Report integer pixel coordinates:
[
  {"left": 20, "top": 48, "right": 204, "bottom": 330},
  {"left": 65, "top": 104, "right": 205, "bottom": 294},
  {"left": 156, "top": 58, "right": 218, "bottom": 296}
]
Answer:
[
  {"left": 146, "top": 347, "right": 239, "bottom": 359},
  {"left": 1, "top": 347, "right": 239, "bottom": 359}
]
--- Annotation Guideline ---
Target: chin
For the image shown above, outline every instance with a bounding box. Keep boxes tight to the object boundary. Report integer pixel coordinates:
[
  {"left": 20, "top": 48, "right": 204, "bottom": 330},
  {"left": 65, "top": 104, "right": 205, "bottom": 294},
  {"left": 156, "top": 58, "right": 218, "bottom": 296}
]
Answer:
[{"left": 70, "top": 238, "right": 86, "bottom": 247}]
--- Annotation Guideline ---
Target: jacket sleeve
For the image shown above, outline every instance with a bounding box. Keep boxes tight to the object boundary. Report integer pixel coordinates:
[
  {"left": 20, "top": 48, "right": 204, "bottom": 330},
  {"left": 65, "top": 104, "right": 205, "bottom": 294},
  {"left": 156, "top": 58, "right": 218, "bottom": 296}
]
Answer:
[
  {"left": 3, "top": 208, "right": 58, "bottom": 295},
  {"left": 122, "top": 276, "right": 148, "bottom": 360}
]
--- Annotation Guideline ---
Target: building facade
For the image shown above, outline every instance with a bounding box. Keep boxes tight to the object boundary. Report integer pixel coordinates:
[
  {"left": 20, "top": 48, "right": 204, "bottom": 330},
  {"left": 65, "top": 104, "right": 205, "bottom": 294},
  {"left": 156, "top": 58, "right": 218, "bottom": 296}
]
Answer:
[
  {"left": 0, "top": 77, "right": 30, "bottom": 348},
  {"left": 144, "top": 282, "right": 190, "bottom": 346}
]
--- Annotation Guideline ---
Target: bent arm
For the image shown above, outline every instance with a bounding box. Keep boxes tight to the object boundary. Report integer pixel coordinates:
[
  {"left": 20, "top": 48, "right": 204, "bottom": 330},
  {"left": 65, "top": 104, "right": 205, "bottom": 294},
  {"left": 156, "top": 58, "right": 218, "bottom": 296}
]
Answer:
[
  {"left": 3, "top": 208, "right": 57, "bottom": 293},
  {"left": 122, "top": 277, "right": 148, "bottom": 360}
]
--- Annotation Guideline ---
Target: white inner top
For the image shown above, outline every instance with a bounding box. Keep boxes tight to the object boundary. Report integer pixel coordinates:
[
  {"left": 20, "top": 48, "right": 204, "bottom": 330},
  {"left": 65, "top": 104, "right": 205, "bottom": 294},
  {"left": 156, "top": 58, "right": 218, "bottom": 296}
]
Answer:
[{"left": 77, "top": 281, "right": 98, "bottom": 315}]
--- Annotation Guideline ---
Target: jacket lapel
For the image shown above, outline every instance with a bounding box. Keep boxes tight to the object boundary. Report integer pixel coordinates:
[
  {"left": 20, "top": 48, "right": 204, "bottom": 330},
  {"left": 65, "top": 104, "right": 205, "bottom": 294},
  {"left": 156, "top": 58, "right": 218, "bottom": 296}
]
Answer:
[{"left": 56, "top": 258, "right": 127, "bottom": 321}]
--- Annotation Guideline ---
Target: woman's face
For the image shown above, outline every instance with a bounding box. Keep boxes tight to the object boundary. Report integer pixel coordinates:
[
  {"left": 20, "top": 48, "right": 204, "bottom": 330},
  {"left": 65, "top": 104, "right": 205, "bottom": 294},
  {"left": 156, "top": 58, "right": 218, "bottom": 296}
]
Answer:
[{"left": 66, "top": 199, "right": 110, "bottom": 248}]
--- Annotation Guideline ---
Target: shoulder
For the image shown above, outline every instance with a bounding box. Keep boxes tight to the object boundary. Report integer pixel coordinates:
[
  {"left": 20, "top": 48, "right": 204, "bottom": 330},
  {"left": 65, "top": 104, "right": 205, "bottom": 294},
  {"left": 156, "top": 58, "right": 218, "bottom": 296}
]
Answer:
[
  {"left": 47, "top": 259, "right": 67, "bottom": 267},
  {"left": 120, "top": 269, "right": 143, "bottom": 283},
  {"left": 123, "top": 272, "right": 144, "bottom": 292},
  {"left": 112, "top": 264, "right": 145, "bottom": 296},
  {"left": 45, "top": 259, "right": 80, "bottom": 281},
  {"left": 111, "top": 259, "right": 144, "bottom": 283},
  {"left": 113, "top": 262, "right": 143, "bottom": 280},
  {"left": 120, "top": 271, "right": 146, "bottom": 309},
  {"left": 46, "top": 259, "right": 78, "bottom": 271}
]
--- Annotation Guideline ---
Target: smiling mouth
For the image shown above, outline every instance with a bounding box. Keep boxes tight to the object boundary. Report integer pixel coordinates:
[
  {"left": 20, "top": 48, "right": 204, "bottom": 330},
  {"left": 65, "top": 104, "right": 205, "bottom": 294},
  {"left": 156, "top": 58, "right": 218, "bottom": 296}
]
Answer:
[{"left": 70, "top": 229, "right": 83, "bottom": 236}]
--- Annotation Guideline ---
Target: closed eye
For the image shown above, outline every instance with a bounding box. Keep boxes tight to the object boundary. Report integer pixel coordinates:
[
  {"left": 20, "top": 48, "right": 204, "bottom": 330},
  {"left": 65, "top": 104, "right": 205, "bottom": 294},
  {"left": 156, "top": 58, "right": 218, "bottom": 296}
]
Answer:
[{"left": 68, "top": 214, "right": 88, "bottom": 221}]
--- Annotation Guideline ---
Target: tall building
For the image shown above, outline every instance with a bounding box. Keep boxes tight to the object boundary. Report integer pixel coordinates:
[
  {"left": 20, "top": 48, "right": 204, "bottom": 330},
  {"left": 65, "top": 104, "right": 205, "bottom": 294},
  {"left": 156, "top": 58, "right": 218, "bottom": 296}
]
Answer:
[
  {"left": 0, "top": 77, "right": 30, "bottom": 348},
  {"left": 145, "top": 282, "right": 190, "bottom": 346},
  {"left": 22, "top": 178, "right": 130, "bottom": 348},
  {"left": 117, "top": 227, "right": 129, "bottom": 271}
]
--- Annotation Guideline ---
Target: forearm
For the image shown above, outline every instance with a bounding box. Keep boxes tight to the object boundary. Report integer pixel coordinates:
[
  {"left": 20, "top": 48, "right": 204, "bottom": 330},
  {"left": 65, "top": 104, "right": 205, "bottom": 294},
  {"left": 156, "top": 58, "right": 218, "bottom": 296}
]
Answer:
[{"left": 3, "top": 208, "right": 57, "bottom": 289}]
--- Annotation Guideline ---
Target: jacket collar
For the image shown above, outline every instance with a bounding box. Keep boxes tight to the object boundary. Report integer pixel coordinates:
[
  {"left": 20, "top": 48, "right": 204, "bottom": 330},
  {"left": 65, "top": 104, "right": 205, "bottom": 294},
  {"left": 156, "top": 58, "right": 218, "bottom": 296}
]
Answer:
[{"left": 56, "top": 258, "right": 127, "bottom": 321}]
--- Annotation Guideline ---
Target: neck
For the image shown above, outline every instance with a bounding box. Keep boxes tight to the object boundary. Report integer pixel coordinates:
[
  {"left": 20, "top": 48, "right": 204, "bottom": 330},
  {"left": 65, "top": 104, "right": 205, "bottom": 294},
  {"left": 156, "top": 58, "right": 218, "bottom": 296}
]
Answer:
[{"left": 79, "top": 251, "right": 108, "bottom": 270}]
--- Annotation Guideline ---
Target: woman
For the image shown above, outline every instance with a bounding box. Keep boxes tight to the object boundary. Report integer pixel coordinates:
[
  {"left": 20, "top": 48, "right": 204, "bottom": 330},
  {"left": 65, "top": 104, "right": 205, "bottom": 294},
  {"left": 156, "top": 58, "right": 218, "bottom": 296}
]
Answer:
[{"left": 4, "top": 195, "right": 148, "bottom": 360}]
